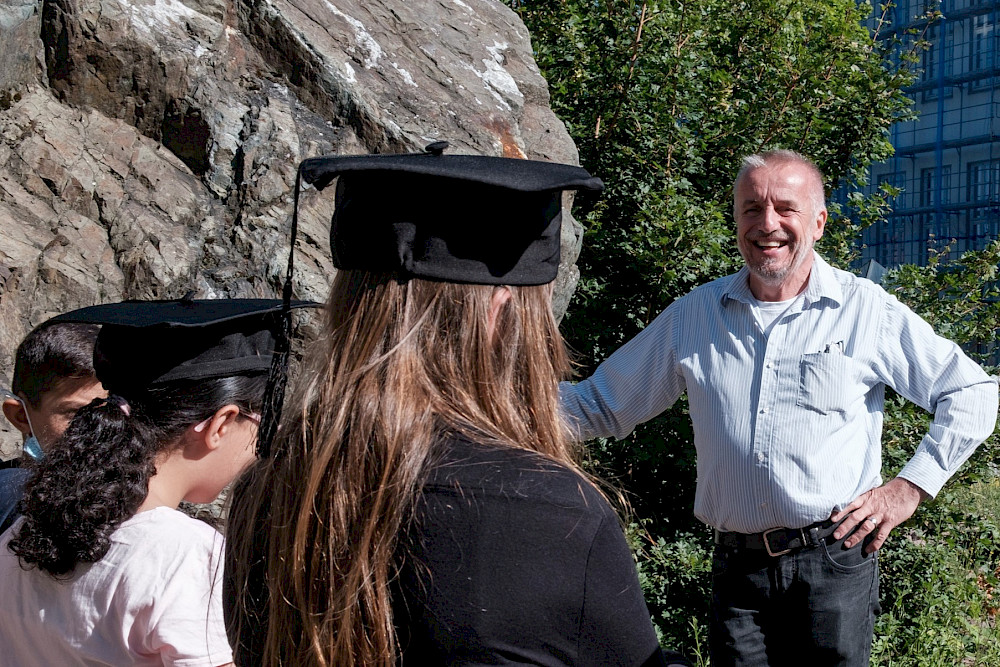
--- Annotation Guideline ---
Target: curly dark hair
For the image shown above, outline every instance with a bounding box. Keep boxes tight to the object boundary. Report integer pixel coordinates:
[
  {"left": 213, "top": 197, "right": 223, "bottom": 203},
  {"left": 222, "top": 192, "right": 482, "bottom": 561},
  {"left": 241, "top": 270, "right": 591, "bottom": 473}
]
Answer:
[{"left": 8, "top": 373, "right": 266, "bottom": 577}]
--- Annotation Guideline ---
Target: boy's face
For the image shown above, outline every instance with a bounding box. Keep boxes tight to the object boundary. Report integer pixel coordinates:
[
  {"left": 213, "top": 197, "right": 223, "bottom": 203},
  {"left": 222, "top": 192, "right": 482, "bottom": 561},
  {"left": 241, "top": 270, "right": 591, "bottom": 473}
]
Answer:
[{"left": 2, "top": 376, "right": 107, "bottom": 452}]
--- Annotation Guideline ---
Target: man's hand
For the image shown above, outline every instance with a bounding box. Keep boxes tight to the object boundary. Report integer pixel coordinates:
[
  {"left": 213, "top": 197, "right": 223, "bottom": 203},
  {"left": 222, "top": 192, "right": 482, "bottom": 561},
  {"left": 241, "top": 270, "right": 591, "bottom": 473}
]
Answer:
[{"left": 830, "top": 478, "right": 929, "bottom": 554}]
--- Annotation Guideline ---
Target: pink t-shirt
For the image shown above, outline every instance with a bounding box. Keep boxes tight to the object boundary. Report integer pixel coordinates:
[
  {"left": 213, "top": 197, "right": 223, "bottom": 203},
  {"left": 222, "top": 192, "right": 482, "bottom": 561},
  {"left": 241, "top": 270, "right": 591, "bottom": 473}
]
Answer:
[{"left": 0, "top": 506, "right": 233, "bottom": 666}]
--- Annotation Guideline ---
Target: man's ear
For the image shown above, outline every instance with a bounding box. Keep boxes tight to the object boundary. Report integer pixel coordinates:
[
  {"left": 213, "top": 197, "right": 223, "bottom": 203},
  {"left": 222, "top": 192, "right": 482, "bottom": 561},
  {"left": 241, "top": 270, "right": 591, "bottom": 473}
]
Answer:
[
  {"left": 813, "top": 207, "right": 828, "bottom": 241},
  {"left": 193, "top": 405, "right": 242, "bottom": 452},
  {"left": 2, "top": 398, "right": 31, "bottom": 437}
]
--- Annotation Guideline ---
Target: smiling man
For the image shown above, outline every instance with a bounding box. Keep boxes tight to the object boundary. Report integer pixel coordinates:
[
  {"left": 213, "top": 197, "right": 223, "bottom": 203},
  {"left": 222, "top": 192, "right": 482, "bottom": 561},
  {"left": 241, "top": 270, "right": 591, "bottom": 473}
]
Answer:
[
  {"left": 734, "top": 156, "right": 825, "bottom": 300},
  {"left": 560, "top": 149, "right": 998, "bottom": 666}
]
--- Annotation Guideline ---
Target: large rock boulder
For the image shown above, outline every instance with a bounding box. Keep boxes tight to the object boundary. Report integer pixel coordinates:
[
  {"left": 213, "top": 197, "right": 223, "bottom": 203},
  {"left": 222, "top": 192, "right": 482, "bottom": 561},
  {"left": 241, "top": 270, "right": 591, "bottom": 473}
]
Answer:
[{"left": 0, "top": 0, "right": 585, "bottom": 456}]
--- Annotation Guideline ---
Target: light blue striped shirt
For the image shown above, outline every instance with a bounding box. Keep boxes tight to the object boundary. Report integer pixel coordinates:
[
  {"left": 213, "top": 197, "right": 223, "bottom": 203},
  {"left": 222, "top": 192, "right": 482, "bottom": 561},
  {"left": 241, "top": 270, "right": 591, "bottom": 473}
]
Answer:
[{"left": 561, "top": 253, "right": 999, "bottom": 533}]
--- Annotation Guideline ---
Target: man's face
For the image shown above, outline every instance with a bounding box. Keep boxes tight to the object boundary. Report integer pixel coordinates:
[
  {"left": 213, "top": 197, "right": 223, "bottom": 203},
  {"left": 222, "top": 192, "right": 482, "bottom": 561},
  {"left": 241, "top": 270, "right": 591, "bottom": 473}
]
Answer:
[
  {"left": 734, "top": 162, "right": 827, "bottom": 300},
  {"left": 5, "top": 377, "right": 107, "bottom": 451}
]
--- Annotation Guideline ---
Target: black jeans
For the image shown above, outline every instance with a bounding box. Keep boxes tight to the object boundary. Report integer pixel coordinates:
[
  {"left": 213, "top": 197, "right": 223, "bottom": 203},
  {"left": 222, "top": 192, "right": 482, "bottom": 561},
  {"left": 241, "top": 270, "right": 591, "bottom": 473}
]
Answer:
[{"left": 710, "top": 532, "right": 880, "bottom": 667}]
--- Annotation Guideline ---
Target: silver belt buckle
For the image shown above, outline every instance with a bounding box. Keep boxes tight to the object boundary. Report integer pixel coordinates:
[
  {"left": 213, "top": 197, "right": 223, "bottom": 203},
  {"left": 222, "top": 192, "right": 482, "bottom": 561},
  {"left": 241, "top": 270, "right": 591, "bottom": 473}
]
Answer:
[{"left": 762, "top": 527, "right": 793, "bottom": 557}]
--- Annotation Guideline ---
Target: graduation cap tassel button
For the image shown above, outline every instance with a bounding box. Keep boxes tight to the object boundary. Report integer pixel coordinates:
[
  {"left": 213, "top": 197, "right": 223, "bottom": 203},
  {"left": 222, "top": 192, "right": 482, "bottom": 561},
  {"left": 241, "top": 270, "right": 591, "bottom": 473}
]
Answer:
[{"left": 424, "top": 141, "right": 448, "bottom": 156}]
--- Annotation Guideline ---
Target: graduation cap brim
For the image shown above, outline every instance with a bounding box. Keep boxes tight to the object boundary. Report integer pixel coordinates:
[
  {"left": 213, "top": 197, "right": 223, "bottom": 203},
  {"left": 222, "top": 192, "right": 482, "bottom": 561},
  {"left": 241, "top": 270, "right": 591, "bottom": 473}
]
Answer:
[
  {"left": 300, "top": 153, "right": 605, "bottom": 194},
  {"left": 297, "top": 150, "right": 604, "bottom": 286},
  {"left": 49, "top": 299, "right": 319, "bottom": 395},
  {"left": 49, "top": 299, "right": 318, "bottom": 328}
]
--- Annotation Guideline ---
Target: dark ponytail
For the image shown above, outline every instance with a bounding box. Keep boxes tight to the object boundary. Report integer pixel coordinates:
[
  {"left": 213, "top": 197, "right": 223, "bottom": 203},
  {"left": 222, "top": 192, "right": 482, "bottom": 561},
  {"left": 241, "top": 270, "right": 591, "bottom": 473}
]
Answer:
[{"left": 9, "top": 374, "right": 267, "bottom": 577}]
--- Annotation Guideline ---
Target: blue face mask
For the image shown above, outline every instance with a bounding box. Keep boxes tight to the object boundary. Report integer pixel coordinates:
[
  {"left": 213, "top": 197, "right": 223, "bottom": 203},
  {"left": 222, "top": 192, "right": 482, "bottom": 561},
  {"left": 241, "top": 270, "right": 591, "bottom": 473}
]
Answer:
[
  {"left": 2, "top": 390, "right": 44, "bottom": 460},
  {"left": 23, "top": 435, "right": 43, "bottom": 460}
]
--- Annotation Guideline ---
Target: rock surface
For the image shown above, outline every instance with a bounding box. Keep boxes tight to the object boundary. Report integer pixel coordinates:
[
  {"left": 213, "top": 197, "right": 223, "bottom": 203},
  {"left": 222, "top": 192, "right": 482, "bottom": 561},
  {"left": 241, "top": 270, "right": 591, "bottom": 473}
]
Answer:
[{"left": 0, "top": 0, "right": 585, "bottom": 456}]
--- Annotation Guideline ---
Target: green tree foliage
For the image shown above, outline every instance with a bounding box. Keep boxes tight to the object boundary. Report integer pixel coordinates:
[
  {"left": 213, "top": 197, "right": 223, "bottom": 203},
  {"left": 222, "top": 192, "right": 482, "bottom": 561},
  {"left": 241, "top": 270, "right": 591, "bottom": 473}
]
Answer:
[{"left": 508, "top": 0, "right": 1000, "bottom": 661}]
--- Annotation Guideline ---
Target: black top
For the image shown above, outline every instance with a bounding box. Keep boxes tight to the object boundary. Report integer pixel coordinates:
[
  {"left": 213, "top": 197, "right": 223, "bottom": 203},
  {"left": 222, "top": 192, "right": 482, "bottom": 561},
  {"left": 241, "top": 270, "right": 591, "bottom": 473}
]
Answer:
[
  {"left": 0, "top": 467, "right": 29, "bottom": 535},
  {"left": 226, "top": 436, "right": 663, "bottom": 666}
]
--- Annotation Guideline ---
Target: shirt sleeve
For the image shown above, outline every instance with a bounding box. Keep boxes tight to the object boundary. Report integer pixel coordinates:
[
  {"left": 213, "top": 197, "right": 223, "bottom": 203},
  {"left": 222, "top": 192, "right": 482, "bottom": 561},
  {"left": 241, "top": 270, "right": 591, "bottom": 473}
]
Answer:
[
  {"left": 560, "top": 303, "right": 686, "bottom": 441},
  {"left": 873, "top": 291, "right": 998, "bottom": 497},
  {"left": 578, "top": 511, "right": 662, "bottom": 666},
  {"left": 143, "top": 528, "right": 234, "bottom": 667}
]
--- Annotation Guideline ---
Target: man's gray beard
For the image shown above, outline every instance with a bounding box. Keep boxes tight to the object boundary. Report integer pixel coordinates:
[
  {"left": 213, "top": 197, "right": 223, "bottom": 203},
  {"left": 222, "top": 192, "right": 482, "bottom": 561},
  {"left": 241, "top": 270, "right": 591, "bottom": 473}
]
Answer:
[
  {"left": 743, "top": 240, "right": 814, "bottom": 288},
  {"left": 748, "top": 260, "right": 790, "bottom": 285}
]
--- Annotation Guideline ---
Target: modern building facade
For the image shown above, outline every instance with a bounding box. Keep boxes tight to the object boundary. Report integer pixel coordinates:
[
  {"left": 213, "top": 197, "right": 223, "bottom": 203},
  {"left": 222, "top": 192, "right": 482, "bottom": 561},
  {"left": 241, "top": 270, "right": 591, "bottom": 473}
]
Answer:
[{"left": 859, "top": 0, "right": 1000, "bottom": 267}]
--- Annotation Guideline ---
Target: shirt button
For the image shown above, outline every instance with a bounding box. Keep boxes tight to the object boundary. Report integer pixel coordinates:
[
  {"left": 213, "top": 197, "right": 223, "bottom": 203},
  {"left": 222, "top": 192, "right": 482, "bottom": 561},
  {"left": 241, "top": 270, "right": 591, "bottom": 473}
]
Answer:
[
  {"left": 757, "top": 452, "right": 765, "bottom": 463},
  {"left": 760, "top": 407, "right": 768, "bottom": 414},
  {"left": 766, "top": 362, "right": 774, "bottom": 369}
]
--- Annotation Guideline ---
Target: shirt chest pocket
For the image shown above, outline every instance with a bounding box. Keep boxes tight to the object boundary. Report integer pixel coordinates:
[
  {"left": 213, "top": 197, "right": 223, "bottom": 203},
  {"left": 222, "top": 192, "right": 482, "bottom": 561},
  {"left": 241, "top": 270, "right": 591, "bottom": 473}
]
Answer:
[{"left": 796, "top": 352, "right": 860, "bottom": 415}]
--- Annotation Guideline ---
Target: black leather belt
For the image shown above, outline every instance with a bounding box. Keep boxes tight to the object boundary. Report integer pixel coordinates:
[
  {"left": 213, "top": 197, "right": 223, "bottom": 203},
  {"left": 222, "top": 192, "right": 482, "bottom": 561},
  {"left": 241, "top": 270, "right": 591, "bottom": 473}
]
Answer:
[{"left": 714, "top": 519, "right": 839, "bottom": 557}]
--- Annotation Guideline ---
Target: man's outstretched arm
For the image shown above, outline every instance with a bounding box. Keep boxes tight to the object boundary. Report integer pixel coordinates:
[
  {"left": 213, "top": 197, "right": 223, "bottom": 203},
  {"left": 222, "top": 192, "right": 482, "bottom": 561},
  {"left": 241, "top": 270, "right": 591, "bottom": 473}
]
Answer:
[{"left": 560, "top": 304, "right": 686, "bottom": 441}]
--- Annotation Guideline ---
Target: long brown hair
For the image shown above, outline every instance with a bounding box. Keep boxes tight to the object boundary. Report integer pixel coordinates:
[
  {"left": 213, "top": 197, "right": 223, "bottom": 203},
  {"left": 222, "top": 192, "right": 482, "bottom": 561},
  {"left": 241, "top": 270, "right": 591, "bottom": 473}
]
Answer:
[{"left": 226, "top": 269, "right": 586, "bottom": 666}]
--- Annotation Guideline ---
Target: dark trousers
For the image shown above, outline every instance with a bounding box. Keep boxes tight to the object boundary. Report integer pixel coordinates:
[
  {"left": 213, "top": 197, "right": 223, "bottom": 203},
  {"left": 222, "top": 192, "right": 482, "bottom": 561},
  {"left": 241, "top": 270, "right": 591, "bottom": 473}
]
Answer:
[{"left": 710, "top": 532, "right": 880, "bottom": 667}]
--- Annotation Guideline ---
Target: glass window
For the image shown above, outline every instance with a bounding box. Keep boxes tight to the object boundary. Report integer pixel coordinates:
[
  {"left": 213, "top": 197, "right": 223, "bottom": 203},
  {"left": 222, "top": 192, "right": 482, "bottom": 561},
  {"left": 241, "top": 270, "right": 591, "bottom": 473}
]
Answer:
[
  {"left": 920, "top": 167, "right": 934, "bottom": 207},
  {"left": 967, "top": 159, "right": 1000, "bottom": 202},
  {"left": 920, "top": 165, "right": 952, "bottom": 207},
  {"left": 922, "top": 24, "right": 954, "bottom": 101},
  {"left": 969, "top": 14, "right": 997, "bottom": 90}
]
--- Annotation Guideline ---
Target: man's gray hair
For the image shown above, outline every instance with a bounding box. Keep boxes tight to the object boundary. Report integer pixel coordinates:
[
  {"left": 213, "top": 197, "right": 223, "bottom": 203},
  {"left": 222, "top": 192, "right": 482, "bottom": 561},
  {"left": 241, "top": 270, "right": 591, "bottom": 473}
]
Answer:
[{"left": 734, "top": 149, "right": 826, "bottom": 215}]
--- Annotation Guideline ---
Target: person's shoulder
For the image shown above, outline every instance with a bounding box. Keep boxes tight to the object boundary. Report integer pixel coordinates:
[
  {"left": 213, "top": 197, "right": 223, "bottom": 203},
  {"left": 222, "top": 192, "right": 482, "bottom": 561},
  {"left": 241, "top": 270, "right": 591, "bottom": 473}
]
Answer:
[
  {"left": 822, "top": 258, "right": 892, "bottom": 303},
  {"left": 108, "top": 508, "right": 223, "bottom": 590},
  {"left": 115, "top": 507, "right": 222, "bottom": 553},
  {"left": 611, "top": 270, "right": 742, "bottom": 333},
  {"left": 0, "top": 467, "right": 30, "bottom": 520},
  {"left": 0, "top": 465, "right": 29, "bottom": 488},
  {"left": 674, "top": 272, "right": 741, "bottom": 305},
  {"left": 426, "top": 436, "right": 611, "bottom": 512}
]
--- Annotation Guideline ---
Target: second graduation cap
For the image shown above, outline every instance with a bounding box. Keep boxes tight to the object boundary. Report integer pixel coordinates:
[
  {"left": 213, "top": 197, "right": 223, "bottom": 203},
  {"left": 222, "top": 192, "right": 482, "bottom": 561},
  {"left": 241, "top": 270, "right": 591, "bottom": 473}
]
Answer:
[
  {"left": 297, "top": 143, "right": 605, "bottom": 286},
  {"left": 48, "top": 298, "right": 319, "bottom": 397}
]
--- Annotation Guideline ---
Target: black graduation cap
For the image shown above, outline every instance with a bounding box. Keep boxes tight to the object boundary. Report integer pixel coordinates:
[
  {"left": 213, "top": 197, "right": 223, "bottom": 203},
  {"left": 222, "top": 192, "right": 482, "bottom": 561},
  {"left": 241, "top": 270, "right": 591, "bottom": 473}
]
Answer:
[
  {"left": 47, "top": 297, "right": 319, "bottom": 397},
  {"left": 256, "top": 143, "right": 603, "bottom": 458},
  {"left": 296, "top": 141, "right": 605, "bottom": 286}
]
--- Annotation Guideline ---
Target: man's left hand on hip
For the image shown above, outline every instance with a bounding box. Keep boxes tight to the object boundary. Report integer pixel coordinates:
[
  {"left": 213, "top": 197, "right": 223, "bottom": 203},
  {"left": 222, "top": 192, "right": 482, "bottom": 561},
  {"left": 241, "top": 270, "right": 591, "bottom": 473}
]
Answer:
[{"left": 830, "top": 477, "right": 929, "bottom": 554}]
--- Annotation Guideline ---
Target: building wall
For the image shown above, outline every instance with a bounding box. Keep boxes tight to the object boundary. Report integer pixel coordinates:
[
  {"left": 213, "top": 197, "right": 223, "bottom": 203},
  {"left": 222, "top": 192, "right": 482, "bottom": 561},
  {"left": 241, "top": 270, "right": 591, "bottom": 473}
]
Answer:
[{"left": 860, "top": 0, "right": 1000, "bottom": 267}]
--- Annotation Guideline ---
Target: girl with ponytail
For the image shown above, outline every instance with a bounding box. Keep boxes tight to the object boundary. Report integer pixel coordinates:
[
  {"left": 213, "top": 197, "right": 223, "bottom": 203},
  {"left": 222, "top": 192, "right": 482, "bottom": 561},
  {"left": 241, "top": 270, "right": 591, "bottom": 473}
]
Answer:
[
  {"left": 226, "top": 150, "right": 681, "bottom": 665},
  {"left": 0, "top": 298, "right": 312, "bottom": 667}
]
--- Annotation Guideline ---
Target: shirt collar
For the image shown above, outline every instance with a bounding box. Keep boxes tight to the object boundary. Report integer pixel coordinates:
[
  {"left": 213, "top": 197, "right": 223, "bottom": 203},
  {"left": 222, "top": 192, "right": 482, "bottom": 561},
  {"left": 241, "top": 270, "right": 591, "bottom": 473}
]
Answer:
[{"left": 720, "top": 251, "right": 843, "bottom": 308}]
